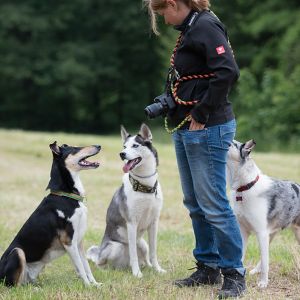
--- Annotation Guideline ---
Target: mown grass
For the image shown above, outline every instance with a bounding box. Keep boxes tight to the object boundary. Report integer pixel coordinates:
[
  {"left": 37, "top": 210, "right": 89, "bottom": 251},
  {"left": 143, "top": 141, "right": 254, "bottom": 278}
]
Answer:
[{"left": 0, "top": 128, "right": 299, "bottom": 300}]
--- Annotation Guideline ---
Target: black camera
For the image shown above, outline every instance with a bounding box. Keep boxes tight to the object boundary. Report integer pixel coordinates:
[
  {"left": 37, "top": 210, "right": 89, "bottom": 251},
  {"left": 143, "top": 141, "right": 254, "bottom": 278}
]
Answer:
[{"left": 144, "top": 92, "right": 176, "bottom": 119}]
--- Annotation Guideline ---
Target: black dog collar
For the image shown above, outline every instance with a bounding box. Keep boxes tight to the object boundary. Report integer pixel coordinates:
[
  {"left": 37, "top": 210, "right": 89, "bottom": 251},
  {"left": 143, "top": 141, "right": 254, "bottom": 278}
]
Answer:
[{"left": 129, "top": 174, "right": 158, "bottom": 194}]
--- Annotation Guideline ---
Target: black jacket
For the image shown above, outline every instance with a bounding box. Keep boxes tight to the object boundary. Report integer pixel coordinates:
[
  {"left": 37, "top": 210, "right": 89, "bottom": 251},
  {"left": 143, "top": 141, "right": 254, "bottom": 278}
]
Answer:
[{"left": 167, "top": 10, "right": 239, "bottom": 127}]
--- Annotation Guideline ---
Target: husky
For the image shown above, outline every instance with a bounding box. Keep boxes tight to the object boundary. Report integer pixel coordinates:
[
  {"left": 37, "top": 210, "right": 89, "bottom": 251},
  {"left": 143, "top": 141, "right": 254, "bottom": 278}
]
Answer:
[
  {"left": 0, "top": 142, "right": 101, "bottom": 286},
  {"left": 87, "top": 124, "right": 166, "bottom": 278},
  {"left": 226, "top": 139, "right": 300, "bottom": 288}
]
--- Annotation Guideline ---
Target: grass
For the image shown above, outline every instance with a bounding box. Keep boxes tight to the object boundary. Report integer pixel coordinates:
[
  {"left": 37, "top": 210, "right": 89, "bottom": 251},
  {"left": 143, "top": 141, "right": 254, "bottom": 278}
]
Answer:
[{"left": 0, "top": 128, "right": 300, "bottom": 299}]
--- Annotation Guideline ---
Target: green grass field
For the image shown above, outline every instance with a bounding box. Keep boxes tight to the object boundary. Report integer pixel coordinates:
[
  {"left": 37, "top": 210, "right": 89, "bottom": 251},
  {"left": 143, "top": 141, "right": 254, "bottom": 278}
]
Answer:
[{"left": 0, "top": 128, "right": 299, "bottom": 300}]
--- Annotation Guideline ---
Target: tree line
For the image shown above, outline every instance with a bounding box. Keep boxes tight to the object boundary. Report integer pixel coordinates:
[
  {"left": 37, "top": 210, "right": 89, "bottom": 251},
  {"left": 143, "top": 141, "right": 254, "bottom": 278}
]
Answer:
[{"left": 0, "top": 0, "right": 299, "bottom": 150}]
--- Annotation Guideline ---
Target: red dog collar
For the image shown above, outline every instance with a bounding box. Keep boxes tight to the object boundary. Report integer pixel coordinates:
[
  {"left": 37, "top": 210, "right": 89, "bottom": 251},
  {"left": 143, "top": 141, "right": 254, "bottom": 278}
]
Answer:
[{"left": 236, "top": 175, "right": 260, "bottom": 201}]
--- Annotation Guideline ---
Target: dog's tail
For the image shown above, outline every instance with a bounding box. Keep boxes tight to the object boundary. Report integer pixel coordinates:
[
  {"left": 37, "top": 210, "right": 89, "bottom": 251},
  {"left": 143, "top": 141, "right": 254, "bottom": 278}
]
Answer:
[
  {"left": 0, "top": 248, "right": 26, "bottom": 286},
  {"left": 86, "top": 245, "right": 101, "bottom": 264}
]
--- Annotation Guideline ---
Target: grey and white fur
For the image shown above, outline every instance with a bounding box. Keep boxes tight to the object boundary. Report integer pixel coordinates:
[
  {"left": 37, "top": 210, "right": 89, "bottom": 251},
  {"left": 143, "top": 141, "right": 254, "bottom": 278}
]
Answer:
[
  {"left": 87, "top": 124, "right": 166, "bottom": 277},
  {"left": 227, "top": 139, "right": 300, "bottom": 288}
]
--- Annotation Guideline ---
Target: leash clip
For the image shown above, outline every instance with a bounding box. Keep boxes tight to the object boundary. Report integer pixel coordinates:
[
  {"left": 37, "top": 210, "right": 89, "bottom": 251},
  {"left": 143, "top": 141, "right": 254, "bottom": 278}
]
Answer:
[
  {"left": 173, "top": 68, "right": 180, "bottom": 80},
  {"left": 168, "top": 66, "right": 180, "bottom": 82}
]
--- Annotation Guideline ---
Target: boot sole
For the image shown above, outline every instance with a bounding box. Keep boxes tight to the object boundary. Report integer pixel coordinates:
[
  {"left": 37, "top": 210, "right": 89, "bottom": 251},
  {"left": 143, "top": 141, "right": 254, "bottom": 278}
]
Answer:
[{"left": 173, "top": 277, "right": 222, "bottom": 288}]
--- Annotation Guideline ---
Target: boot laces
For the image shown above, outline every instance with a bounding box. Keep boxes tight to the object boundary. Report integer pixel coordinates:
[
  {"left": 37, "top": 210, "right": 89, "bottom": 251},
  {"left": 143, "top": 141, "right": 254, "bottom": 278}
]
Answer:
[
  {"left": 223, "top": 274, "right": 242, "bottom": 291},
  {"left": 187, "top": 262, "right": 203, "bottom": 279},
  {"left": 187, "top": 261, "right": 215, "bottom": 280}
]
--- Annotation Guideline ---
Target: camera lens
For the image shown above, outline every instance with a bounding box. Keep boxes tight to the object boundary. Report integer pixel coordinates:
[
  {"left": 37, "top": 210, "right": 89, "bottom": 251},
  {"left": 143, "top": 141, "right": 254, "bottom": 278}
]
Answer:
[
  {"left": 144, "top": 102, "right": 164, "bottom": 119},
  {"left": 144, "top": 107, "right": 154, "bottom": 119}
]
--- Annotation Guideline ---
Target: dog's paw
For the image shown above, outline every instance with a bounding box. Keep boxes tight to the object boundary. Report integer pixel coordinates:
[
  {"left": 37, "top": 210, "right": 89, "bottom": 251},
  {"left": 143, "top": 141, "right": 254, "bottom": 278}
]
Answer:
[
  {"left": 92, "top": 281, "right": 103, "bottom": 288},
  {"left": 249, "top": 267, "right": 261, "bottom": 275},
  {"left": 258, "top": 280, "right": 268, "bottom": 288},
  {"left": 133, "top": 270, "right": 143, "bottom": 278},
  {"left": 86, "top": 246, "right": 100, "bottom": 264},
  {"left": 155, "top": 266, "right": 167, "bottom": 274},
  {"left": 140, "top": 260, "right": 152, "bottom": 268}
]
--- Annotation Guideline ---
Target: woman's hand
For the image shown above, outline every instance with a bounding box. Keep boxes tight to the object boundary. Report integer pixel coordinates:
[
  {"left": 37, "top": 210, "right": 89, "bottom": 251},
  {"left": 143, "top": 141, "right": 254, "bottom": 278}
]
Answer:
[{"left": 189, "top": 117, "right": 205, "bottom": 131}]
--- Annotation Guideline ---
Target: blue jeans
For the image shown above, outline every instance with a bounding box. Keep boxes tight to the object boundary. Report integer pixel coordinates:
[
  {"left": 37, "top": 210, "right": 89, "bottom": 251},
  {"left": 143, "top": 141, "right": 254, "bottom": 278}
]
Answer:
[{"left": 172, "top": 119, "right": 245, "bottom": 274}]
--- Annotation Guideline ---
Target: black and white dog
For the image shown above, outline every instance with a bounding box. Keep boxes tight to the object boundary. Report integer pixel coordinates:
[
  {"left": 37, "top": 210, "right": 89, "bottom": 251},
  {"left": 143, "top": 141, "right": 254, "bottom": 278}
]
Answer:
[
  {"left": 87, "top": 124, "right": 166, "bottom": 277},
  {"left": 0, "top": 142, "right": 101, "bottom": 286},
  {"left": 227, "top": 139, "right": 300, "bottom": 288}
]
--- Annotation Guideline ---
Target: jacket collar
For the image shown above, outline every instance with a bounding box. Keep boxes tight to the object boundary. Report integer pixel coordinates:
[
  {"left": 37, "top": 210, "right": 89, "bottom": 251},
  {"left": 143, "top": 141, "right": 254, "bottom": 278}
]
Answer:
[{"left": 174, "top": 10, "right": 199, "bottom": 32}]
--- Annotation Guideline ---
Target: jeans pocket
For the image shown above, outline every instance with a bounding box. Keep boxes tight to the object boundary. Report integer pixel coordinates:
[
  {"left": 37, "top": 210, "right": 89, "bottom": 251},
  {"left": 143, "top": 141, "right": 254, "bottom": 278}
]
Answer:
[
  {"left": 184, "top": 129, "right": 208, "bottom": 144},
  {"left": 220, "top": 123, "right": 236, "bottom": 149}
]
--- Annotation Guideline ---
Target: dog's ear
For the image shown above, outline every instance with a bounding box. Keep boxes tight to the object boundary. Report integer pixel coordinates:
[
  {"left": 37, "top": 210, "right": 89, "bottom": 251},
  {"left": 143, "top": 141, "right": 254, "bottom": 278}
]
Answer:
[
  {"left": 241, "top": 139, "right": 256, "bottom": 158},
  {"left": 120, "top": 125, "right": 130, "bottom": 143},
  {"left": 49, "top": 141, "right": 61, "bottom": 156},
  {"left": 139, "top": 123, "right": 152, "bottom": 142}
]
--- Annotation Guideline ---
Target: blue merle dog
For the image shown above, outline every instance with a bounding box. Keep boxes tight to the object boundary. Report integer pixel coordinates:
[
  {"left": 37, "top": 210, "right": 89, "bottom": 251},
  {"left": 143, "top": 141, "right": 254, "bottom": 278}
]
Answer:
[{"left": 226, "top": 139, "right": 300, "bottom": 288}]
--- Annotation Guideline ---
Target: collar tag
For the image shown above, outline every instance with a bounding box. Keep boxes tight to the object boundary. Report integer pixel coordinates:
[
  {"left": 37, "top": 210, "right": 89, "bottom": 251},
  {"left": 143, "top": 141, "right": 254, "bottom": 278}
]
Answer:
[{"left": 236, "top": 194, "right": 243, "bottom": 202}]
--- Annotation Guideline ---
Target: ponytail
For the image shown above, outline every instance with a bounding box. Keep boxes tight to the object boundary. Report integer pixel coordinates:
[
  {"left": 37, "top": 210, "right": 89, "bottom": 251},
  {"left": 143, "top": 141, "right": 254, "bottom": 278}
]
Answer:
[
  {"left": 143, "top": 0, "right": 210, "bottom": 35},
  {"left": 143, "top": 0, "right": 163, "bottom": 35},
  {"left": 185, "top": 0, "right": 210, "bottom": 11}
]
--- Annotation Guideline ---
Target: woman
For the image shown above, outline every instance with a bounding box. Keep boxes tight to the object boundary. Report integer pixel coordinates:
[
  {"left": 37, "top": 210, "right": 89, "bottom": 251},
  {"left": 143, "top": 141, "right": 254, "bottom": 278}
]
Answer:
[{"left": 143, "top": 0, "right": 246, "bottom": 298}]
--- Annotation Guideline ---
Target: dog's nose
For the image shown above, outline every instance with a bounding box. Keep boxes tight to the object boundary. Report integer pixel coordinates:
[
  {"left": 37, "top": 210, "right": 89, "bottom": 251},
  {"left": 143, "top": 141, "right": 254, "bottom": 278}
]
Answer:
[
  {"left": 94, "top": 145, "right": 101, "bottom": 150},
  {"left": 120, "top": 152, "right": 126, "bottom": 160}
]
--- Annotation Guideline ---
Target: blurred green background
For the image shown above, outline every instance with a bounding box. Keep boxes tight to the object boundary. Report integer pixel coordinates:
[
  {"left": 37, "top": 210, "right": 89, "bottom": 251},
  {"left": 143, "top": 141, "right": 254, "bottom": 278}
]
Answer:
[{"left": 0, "top": 0, "right": 299, "bottom": 151}]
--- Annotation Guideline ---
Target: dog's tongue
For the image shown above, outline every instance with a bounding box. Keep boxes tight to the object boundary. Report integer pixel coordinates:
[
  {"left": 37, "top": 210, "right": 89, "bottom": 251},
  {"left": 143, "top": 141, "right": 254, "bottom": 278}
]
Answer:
[{"left": 123, "top": 160, "right": 135, "bottom": 173}]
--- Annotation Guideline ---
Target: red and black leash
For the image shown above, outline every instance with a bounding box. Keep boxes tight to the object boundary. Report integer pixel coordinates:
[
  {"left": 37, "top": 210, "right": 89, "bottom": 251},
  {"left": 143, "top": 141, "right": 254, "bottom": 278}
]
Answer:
[{"left": 164, "top": 33, "right": 215, "bottom": 133}]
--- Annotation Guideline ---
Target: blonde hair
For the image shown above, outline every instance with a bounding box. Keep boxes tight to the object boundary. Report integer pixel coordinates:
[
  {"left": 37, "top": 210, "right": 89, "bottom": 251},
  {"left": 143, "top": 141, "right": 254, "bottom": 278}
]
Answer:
[{"left": 143, "top": 0, "right": 210, "bottom": 35}]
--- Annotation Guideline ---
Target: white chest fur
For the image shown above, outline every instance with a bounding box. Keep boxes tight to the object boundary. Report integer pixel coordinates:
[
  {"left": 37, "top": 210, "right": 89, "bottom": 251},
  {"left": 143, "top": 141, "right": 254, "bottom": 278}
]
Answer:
[
  {"left": 70, "top": 171, "right": 85, "bottom": 196},
  {"left": 231, "top": 175, "right": 272, "bottom": 232},
  {"left": 123, "top": 175, "right": 163, "bottom": 231},
  {"left": 68, "top": 202, "right": 88, "bottom": 243}
]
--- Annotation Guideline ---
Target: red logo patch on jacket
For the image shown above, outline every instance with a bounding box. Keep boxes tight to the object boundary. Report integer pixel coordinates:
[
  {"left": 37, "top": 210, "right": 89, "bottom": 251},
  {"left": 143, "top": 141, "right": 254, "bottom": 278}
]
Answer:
[{"left": 216, "top": 45, "right": 226, "bottom": 55}]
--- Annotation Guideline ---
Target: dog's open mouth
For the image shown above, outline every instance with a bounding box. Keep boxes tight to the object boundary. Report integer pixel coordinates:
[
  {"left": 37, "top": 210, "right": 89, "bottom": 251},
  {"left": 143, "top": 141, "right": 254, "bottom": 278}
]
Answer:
[
  {"left": 78, "top": 156, "right": 100, "bottom": 169},
  {"left": 123, "top": 157, "right": 142, "bottom": 173}
]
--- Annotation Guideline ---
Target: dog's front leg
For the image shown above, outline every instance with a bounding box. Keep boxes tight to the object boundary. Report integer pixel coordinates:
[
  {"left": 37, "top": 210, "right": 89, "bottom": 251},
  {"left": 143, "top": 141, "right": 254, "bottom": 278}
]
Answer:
[
  {"left": 256, "top": 231, "right": 269, "bottom": 288},
  {"left": 250, "top": 232, "right": 276, "bottom": 277},
  {"left": 64, "top": 244, "right": 90, "bottom": 285},
  {"left": 148, "top": 219, "right": 166, "bottom": 273},
  {"left": 79, "top": 241, "right": 101, "bottom": 286},
  {"left": 127, "top": 222, "right": 142, "bottom": 277},
  {"left": 239, "top": 225, "right": 250, "bottom": 262}
]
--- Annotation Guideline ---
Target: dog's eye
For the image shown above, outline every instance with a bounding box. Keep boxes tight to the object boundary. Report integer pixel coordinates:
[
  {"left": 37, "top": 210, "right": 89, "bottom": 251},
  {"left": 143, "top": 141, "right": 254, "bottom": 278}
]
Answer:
[
  {"left": 132, "top": 144, "right": 139, "bottom": 148},
  {"left": 62, "top": 144, "right": 68, "bottom": 148}
]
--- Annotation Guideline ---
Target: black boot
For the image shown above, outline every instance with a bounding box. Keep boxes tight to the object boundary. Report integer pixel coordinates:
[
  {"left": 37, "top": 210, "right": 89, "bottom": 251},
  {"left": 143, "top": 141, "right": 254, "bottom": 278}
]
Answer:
[
  {"left": 174, "top": 261, "right": 221, "bottom": 287},
  {"left": 218, "top": 269, "right": 246, "bottom": 299}
]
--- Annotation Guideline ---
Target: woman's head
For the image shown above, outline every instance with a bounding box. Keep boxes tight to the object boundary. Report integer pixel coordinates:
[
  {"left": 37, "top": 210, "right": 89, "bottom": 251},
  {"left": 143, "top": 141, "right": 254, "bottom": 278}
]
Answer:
[{"left": 143, "top": 0, "right": 210, "bottom": 34}]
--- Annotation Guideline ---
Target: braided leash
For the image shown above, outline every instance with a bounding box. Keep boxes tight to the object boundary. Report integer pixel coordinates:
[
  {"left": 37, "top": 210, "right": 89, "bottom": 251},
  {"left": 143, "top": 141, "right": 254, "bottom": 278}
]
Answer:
[
  {"left": 165, "top": 33, "right": 215, "bottom": 133},
  {"left": 171, "top": 73, "right": 215, "bottom": 106},
  {"left": 164, "top": 115, "right": 192, "bottom": 134}
]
